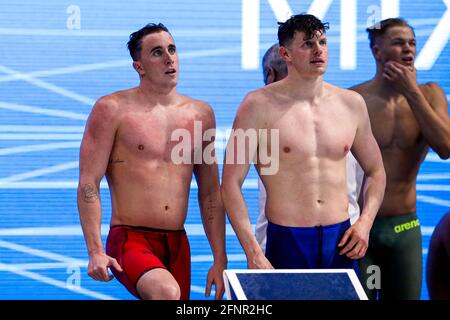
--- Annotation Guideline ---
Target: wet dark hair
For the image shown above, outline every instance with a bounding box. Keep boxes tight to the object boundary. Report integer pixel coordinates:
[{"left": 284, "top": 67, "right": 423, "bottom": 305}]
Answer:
[
  {"left": 278, "top": 14, "right": 329, "bottom": 47},
  {"left": 366, "top": 18, "right": 414, "bottom": 48},
  {"left": 127, "top": 23, "right": 170, "bottom": 61}
]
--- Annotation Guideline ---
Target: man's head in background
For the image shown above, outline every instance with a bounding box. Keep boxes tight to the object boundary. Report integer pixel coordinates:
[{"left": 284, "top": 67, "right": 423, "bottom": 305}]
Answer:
[{"left": 262, "top": 43, "right": 288, "bottom": 85}]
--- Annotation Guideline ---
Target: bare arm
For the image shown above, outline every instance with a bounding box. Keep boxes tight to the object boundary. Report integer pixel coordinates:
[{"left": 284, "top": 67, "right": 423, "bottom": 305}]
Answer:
[
  {"left": 384, "top": 63, "right": 450, "bottom": 159},
  {"left": 339, "top": 94, "right": 386, "bottom": 259},
  {"left": 77, "top": 97, "right": 122, "bottom": 281},
  {"left": 193, "top": 103, "right": 227, "bottom": 299},
  {"left": 221, "top": 93, "right": 273, "bottom": 269}
]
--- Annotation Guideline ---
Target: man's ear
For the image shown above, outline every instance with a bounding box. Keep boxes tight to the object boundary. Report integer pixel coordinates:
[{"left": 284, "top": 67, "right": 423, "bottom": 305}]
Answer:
[
  {"left": 279, "top": 45, "right": 291, "bottom": 63},
  {"left": 133, "top": 61, "right": 144, "bottom": 76},
  {"left": 266, "top": 67, "right": 276, "bottom": 85},
  {"left": 371, "top": 44, "right": 382, "bottom": 62}
]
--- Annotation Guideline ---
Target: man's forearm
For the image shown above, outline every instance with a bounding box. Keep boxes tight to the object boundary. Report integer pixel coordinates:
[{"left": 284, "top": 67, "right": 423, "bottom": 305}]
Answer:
[
  {"left": 77, "top": 182, "right": 104, "bottom": 256},
  {"left": 221, "top": 183, "right": 263, "bottom": 259},
  {"left": 360, "top": 169, "right": 386, "bottom": 224},
  {"left": 199, "top": 189, "right": 227, "bottom": 262},
  {"left": 405, "top": 89, "right": 450, "bottom": 156}
]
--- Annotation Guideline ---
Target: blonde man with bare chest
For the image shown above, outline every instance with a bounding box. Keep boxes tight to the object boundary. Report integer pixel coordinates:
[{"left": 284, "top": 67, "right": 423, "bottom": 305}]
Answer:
[
  {"left": 77, "top": 23, "right": 227, "bottom": 300},
  {"left": 351, "top": 18, "right": 450, "bottom": 300},
  {"left": 222, "top": 14, "right": 386, "bottom": 273}
]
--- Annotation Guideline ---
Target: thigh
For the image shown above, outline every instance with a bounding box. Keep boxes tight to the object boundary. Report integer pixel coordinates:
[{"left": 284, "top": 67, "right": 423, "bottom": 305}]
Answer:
[
  {"left": 265, "top": 222, "right": 316, "bottom": 269},
  {"left": 381, "top": 227, "right": 422, "bottom": 300},
  {"left": 106, "top": 227, "right": 167, "bottom": 298},
  {"left": 359, "top": 247, "right": 379, "bottom": 300},
  {"left": 167, "top": 232, "right": 191, "bottom": 300}
]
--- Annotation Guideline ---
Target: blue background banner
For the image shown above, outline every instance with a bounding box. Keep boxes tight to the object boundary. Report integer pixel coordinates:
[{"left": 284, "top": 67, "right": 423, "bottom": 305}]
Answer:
[{"left": 0, "top": 0, "right": 448, "bottom": 299}]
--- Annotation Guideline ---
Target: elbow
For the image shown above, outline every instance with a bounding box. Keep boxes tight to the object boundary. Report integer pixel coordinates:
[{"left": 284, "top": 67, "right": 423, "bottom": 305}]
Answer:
[
  {"left": 220, "top": 178, "right": 240, "bottom": 206},
  {"left": 438, "top": 150, "right": 450, "bottom": 160},
  {"left": 434, "top": 144, "right": 450, "bottom": 160},
  {"left": 370, "top": 165, "right": 386, "bottom": 192},
  {"left": 219, "top": 185, "right": 231, "bottom": 216},
  {"left": 381, "top": 167, "right": 387, "bottom": 190},
  {"left": 374, "top": 170, "right": 387, "bottom": 197},
  {"left": 77, "top": 176, "right": 101, "bottom": 195},
  {"left": 220, "top": 182, "right": 231, "bottom": 204}
]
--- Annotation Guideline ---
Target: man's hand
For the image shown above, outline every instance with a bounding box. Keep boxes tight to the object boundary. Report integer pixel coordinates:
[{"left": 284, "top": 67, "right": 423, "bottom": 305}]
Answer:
[
  {"left": 338, "top": 219, "right": 372, "bottom": 259},
  {"left": 383, "top": 61, "right": 419, "bottom": 94},
  {"left": 87, "top": 253, "right": 122, "bottom": 282},
  {"left": 248, "top": 251, "right": 274, "bottom": 269},
  {"left": 205, "top": 260, "right": 227, "bottom": 300}
]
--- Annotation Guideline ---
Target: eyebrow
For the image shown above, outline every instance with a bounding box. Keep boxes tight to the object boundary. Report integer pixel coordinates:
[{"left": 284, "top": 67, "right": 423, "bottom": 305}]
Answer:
[
  {"left": 150, "top": 44, "right": 176, "bottom": 53},
  {"left": 150, "top": 46, "right": 163, "bottom": 53},
  {"left": 302, "top": 35, "right": 327, "bottom": 42},
  {"left": 391, "top": 37, "right": 415, "bottom": 42}
]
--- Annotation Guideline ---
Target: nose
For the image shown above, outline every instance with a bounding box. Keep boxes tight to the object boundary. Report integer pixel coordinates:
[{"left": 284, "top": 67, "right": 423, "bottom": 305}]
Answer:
[
  {"left": 402, "top": 42, "right": 413, "bottom": 53},
  {"left": 165, "top": 51, "right": 175, "bottom": 65},
  {"left": 313, "top": 42, "right": 323, "bottom": 56}
]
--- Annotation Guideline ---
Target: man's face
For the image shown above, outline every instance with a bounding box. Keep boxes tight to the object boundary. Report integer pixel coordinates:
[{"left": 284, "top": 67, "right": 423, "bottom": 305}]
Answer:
[
  {"left": 281, "top": 30, "right": 328, "bottom": 77},
  {"left": 374, "top": 26, "right": 416, "bottom": 69},
  {"left": 134, "top": 31, "right": 179, "bottom": 86}
]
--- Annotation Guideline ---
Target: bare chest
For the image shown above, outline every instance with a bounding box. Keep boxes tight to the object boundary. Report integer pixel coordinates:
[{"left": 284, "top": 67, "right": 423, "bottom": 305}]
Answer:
[
  {"left": 367, "top": 97, "right": 422, "bottom": 150},
  {"left": 115, "top": 110, "right": 199, "bottom": 161},
  {"left": 267, "top": 104, "right": 355, "bottom": 160}
]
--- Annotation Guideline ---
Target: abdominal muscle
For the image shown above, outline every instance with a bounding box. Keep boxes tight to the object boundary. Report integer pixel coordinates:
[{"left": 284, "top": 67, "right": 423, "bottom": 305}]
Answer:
[
  {"left": 260, "top": 159, "right": 349, "bottom": 227},
  {"left": 106, "top": 160, "right": 194, "bottom": 230}
]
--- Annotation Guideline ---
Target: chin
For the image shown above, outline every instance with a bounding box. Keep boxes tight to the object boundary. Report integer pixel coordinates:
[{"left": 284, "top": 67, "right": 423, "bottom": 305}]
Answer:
[{"left": 312, "top": 68, "right": 326, "bottom": 76}]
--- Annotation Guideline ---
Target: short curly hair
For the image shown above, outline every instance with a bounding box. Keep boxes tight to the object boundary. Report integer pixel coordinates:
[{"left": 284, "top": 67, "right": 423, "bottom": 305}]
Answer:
[{"left": 278, "top": 14, "right": 329, "bottom": 47}]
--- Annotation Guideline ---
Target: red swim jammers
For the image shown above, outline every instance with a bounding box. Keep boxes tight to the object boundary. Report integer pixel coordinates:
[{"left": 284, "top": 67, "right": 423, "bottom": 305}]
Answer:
[{"left": 106, "top": 225, "right": 191, "bottom": 299}]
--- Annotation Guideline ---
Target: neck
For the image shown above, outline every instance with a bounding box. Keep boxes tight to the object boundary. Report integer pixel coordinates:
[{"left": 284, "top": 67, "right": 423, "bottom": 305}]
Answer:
[
  {"left": 372, "top": 66, "right": 401, "bottom": 97},
  {"left": 284, "top": 72, "right": 324, "bottom": 102},
  {"left": 138, "top": 79, "right": 177, "bottom": 105}
]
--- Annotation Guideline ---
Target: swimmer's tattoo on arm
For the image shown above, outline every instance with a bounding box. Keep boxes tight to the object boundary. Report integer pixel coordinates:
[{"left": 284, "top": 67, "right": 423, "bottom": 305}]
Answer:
[
  {"left": 82, "top": 183, "right": 99, "bottom": 203},
  {"left": 206, "top": 198, "right": 216, "bottom": 222}
]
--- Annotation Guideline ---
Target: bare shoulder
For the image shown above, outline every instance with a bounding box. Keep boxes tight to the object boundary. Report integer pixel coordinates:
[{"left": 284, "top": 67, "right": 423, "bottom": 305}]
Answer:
[
  {"left": 237, "top": 88, "right": 267, "bottom": 116},
  {"left": 420, "top": 81, "right": 445, "bottom": 94},
  {"left": 180, "top": 95, "right": 215, "bottom": 122},
  {"left": 177, "top": 95, "right": 217, "bottom": 130},
  {"left": 189, "top": 97, "right": 214, "bottom": 115},
  {"left": 89, "top": 93, "right": 122, "bottom": 123},
  {"left": 90, "top": 88, "right": 139, "bottom": 118},
  {"left": 349, "top": 80, "right": 372, "bottom": 96},
  {"left": 420, "top": 82, "right": 447, "bottom": 102},
  {"left": 325, "top": 82, "right": 366, "bottom": 109}
]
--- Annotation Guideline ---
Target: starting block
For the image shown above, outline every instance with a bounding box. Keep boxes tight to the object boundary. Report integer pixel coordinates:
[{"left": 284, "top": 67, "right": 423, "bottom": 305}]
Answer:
[{"left": 223, "top": 269, "right": 368, "bottom": 300}]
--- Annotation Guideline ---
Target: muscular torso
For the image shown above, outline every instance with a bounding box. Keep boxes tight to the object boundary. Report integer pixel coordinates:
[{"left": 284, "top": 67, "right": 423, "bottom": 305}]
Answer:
[
  {"left": 105, "top": 90, "right": 204, "bottom": 229},
  {"left": 256, "top": 83, "right": 358, "bottom": 227},
  {"left": 353, "top": 82, "right": 431, "bottom": 216}
]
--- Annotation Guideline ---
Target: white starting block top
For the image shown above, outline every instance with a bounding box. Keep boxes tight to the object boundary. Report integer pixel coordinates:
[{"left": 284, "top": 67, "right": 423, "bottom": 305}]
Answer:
[{"left": 223, "top": 269, "right": 368, "bottom": 300}]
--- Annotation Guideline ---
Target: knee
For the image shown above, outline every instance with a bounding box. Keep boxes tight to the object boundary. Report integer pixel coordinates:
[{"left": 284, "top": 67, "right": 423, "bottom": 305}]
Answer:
[
  {"left": 158, "top": 283, "right": 181, "bottom": 300},
  {"left": 139, "top": 282, "right": 180, "bottom": 300}
]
